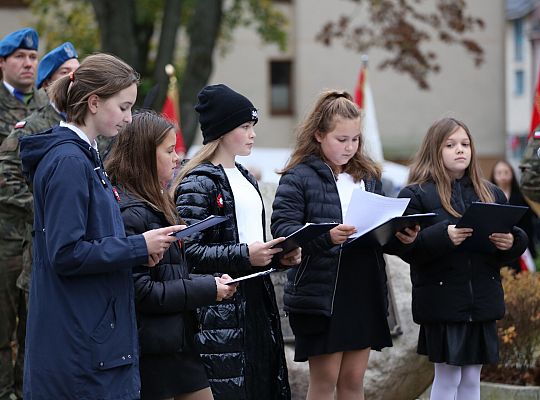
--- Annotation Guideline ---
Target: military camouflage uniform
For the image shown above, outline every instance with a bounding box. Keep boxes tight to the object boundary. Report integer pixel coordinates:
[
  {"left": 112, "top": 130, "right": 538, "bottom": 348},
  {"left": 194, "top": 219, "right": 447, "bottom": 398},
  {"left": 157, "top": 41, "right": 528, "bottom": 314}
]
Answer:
[
  {"left": 520, "top": 127, "right": 540, "bottom": 214},
  {"left": 0, "top": 83, "right": 47, "bottom": 145},
  {"left": 1, "top": 103, "right": 62, "bottom": 289},
  {"left": 0, "top": 84, "right": 48, "bottom": 400}
]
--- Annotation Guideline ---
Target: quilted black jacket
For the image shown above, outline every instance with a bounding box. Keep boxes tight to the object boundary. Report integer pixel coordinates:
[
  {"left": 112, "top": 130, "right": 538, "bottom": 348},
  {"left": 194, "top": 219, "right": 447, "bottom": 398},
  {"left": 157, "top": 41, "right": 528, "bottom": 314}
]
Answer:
[
  {"left": 174, "top": 162, "right": 290, "bottom": 400},
  {"left": 270, "top": 155, "right": 394, "bottom": 317}
]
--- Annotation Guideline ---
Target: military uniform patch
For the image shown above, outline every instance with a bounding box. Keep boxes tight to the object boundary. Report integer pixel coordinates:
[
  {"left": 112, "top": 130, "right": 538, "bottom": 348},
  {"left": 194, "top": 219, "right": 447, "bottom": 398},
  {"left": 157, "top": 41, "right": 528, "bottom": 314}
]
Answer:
[{"left": 14, "top": 121, "right": 27, "bottom": 129}]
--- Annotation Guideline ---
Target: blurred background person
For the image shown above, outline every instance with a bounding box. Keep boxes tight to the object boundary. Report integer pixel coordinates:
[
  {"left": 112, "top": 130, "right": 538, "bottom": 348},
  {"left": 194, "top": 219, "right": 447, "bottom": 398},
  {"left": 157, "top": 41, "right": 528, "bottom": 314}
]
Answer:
[{"left": 491, "top": 159, "right": 538, "bottom": 272}]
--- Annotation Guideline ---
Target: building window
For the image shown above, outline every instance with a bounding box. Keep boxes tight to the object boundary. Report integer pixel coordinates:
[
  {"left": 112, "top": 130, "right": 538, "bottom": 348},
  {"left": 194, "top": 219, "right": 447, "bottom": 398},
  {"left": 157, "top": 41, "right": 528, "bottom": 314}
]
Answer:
[
  {"left": 514, "top": 18, "right": 524, "bottom": 62},
  {"left": 515, "top": 69, "right": 525, "bottom": 96},
  {"left": 270, "top": 60, "right": 293, "bottom": 115}
]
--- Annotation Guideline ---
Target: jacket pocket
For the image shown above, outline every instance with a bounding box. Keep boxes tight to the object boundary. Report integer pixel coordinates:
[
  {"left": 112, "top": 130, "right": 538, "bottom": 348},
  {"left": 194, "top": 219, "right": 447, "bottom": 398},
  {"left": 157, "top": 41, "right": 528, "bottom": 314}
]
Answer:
[{"left": 90, "top": 297, "right": 135, "bottom": 370}]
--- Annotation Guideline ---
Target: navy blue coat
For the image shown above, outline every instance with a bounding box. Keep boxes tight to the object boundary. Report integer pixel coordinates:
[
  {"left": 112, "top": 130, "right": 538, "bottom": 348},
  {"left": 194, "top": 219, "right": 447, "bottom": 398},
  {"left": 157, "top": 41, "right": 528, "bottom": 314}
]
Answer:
[{"left": 19, "top": 126, "right": 148, "bottom": 400}]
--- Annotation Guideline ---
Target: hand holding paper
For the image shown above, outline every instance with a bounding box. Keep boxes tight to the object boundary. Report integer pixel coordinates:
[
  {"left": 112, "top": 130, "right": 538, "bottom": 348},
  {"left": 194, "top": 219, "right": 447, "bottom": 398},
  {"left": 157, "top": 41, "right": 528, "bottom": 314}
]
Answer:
[
  {"left": 344, "top": 189, "right": 410, "bottom": 238},
  {"left": 216, "top": 274, "right": 237, "bottom": 300},
  {"left": 329, "top": 224, "right": 357, "bottom": 245},
  {"left": 249, "top": 237, "right": 285, "bottom": 267}
]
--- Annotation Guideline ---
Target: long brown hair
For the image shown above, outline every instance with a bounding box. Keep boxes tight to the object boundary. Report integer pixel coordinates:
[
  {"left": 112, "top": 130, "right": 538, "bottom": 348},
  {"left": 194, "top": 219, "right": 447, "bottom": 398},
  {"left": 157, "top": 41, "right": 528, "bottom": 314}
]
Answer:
[
  {"left": 49, "top": 53, "right": 139, "bottom": 125},
  {"left": 105, "top": 111, "right": 180, "bottom": 225},
  {"left": 280, "top": 90, "right": 381, "bottom": 181},
  {"left": 490, "top": 159, "right": 520, "bottom": 195},
  {"left": 408, "top": 117, "right": 494, "bottom": 217}
]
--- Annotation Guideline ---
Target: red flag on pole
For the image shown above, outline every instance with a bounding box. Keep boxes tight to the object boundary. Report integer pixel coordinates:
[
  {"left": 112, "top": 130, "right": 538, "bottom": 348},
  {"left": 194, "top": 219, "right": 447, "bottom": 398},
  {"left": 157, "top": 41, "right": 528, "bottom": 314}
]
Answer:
[
  {"left": 354, "top": 61, "right": 366, "bottom": 109},
  {"left": 162, "top": 64, "right": 186, "bottom": 156},
  {"left": 529, "top": 66, "right": 540, "bottom": 140}
]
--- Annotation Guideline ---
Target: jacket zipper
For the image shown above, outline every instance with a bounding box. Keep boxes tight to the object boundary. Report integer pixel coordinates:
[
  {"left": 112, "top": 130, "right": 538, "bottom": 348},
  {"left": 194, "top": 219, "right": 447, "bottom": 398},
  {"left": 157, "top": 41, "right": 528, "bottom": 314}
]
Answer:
[
  {"left": 324, "top": 162, "right": 343, "bottom": 315},
  {"left": 330, "top": 249, "right": 342, "bottom": 314}
]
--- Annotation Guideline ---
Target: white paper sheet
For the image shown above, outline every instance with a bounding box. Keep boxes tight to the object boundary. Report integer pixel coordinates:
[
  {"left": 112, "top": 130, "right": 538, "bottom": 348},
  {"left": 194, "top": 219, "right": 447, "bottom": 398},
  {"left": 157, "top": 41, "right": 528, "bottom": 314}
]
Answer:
[{"left": 344, "top": 189, "right": 410, "bottom": 238}]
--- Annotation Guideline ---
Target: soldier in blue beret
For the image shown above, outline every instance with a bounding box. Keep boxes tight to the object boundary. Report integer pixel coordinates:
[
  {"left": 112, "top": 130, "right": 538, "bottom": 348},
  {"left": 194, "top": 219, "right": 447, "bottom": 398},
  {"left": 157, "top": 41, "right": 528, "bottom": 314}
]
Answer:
[
  {"left": 0, "top": 27, "right": 47, "bottom": 400},
  {"left": 36, "top": 42, "right": 78, "bottom": 89},
  {"left": 0, "top": 27, "right": 48, "bottom": 143}
]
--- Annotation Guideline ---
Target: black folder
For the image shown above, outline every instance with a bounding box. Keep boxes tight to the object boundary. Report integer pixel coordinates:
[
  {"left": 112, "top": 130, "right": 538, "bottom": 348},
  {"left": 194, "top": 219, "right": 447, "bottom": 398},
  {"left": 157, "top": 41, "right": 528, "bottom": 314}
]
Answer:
[
  {"left": 271, "top": 222, "right": 339, "bottom": 254},
  {"left": 170, "top": 215, "right": 228, "bottom": 240},
  {"left": 455, "top": 202, "right": 528, "bottom": 252},
  {"left": 346, "top": 213, "right": 437, "bottom": 248}
]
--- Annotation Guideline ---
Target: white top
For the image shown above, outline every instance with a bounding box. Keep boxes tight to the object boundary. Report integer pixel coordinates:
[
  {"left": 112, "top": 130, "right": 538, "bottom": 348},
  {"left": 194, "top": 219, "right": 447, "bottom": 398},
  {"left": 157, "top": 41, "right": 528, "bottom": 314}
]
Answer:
[
  {"left": 336, "top": 172, "right": 364, "bottom": 221},
  {"left": 60, "top": 121, "right": 98, "bottom": 151},
  {"left": 224, "top": 166, "right": 264, "bottom": 244}
]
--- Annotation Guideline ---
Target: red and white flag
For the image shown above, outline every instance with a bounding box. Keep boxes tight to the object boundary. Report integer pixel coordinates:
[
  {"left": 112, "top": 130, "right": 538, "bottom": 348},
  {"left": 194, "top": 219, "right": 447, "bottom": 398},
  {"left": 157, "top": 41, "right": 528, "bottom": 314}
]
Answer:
[
  {"left": 529, "top": 66, "right": 540, "bottom": 140},
  {"left": 354, "top": 56, "right": 384, "bottom": 162}
]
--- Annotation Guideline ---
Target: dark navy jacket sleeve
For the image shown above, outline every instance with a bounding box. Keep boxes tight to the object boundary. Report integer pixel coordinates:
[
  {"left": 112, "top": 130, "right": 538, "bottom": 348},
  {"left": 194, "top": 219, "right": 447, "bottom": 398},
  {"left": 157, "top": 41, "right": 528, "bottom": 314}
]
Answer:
[{"left": 44, "top": 155, "right": 148, "bottom": 275}]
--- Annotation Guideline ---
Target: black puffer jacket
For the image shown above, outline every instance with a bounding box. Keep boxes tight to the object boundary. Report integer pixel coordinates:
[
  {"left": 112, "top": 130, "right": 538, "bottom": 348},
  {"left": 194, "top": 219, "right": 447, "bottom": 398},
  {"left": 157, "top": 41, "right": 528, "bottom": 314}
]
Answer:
[
  {"left": 271, "top": 155, "right": 395, "bottom": 317},
  {"left": 117, "top": 187, "right": 217, "bottom": 355},
  {"left": 174, "top": 162, "right": 290, "bottom": 400},
  {"left": 397, "top": 176, "right": 528, "bottom": 324}
]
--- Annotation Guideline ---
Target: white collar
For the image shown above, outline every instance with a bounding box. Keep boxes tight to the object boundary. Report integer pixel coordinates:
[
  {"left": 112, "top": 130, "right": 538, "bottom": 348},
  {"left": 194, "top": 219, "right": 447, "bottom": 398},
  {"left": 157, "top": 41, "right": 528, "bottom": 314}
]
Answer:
[
  {"left": 3, "top": 80, "right": 16, "bottom": 96},
  {"left": 59, "top": 121, "right": 98, "bottom": 151},
  {"left": 50, "top": 102, "right": 63, "bottom": 118}
]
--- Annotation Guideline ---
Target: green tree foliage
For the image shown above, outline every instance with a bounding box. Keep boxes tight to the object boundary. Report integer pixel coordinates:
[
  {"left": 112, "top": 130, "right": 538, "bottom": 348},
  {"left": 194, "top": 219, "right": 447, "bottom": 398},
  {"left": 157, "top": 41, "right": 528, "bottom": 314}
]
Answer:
[
  {"left": 26, "top": 0, "right": 287, "bottom": 147},
  {"left": 28, "top": 0, "right": 99, "bottom": 55}
]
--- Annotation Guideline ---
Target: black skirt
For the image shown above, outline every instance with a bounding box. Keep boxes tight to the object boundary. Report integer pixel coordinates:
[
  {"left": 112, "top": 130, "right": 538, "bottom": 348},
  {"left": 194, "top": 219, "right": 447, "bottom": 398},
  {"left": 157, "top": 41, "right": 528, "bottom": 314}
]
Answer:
[
  {"left": 292, "top": 251, "right": 392, "bottom": 362},
  {"left": 417, "top": 321, "right": 499, "bottom": 366},
  {"left": 139, "top": 351, "right": 210, "bottom": 399}
]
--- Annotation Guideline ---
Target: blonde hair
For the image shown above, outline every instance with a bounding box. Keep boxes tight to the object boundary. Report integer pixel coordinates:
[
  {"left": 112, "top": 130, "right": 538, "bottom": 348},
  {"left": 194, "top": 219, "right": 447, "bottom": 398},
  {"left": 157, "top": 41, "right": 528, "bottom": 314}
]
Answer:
[
  {"left": 170, "top": 139, "right": 221, "bottom": 196},
  {"left": 408, "top": 117, "right": 494, "bottom": 217},
  {"left": 49, "top": 53, "right": 139, "bottom": 125},
  {"left": 281, "top": 90, "right": 381, "bottom": 181}
]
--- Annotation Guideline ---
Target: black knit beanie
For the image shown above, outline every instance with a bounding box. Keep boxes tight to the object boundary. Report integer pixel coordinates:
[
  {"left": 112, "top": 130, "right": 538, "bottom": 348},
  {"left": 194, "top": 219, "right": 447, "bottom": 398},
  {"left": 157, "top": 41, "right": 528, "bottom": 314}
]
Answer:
[{"left": 195, "top": 84, "right": 258, "bottom": 144}]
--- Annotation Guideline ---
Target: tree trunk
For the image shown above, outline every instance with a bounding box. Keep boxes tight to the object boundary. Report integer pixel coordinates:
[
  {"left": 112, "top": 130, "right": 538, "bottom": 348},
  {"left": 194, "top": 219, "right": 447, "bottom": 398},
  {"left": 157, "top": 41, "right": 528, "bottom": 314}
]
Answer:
[
  {"left": 151, "top": 0, "right": 183, "bottom": 111},
  {"left": 89, "top": 0, "right": 140, "bottom": 71},
  {"left": 180, "top": 0, "right": 223, "bottom": 149}
]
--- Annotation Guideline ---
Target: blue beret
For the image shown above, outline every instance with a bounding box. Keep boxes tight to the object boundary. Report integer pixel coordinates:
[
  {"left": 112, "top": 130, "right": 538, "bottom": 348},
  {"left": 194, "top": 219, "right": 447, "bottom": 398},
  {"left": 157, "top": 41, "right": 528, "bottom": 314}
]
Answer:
[
  {"left": 0, "top": 28, "right": 38, "bottom": 57},
  {"left": 36, "top": 42, "right": 78, "bottom": 89}
]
